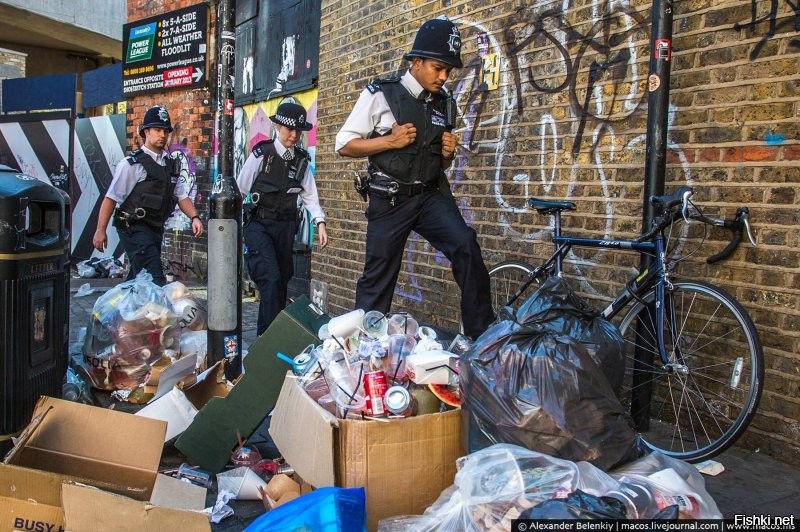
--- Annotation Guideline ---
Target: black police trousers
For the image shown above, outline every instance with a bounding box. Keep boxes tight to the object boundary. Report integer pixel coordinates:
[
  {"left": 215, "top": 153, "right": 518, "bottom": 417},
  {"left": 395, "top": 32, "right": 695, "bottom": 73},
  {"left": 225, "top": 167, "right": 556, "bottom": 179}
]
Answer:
[
  {"left": 118, "top": 222, "right": 166, "bottom": 285},
  {"left": 244, "top": 217, "right": 297, "bottom": 336},
  {"left": 355, "top": 189, "right": 495, "bottom": 339}
]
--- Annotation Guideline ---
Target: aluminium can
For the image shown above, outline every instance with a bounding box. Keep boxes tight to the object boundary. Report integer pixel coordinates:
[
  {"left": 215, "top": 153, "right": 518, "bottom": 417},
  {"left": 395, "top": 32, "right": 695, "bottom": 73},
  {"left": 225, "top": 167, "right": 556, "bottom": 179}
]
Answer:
[{"left": 362, "top": 370, "right": 389, "bottom": 417}]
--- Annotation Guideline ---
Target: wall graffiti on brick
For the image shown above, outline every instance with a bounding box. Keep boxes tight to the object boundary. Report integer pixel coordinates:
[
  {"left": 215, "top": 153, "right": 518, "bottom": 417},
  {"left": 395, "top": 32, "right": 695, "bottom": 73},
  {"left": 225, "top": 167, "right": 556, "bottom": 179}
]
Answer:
[
  {"left": 734, "top": 0, "right": 800, "bottom": 59},
  {"left": 162, "top": 231, "right": 208, "bottom": 282},
  {"left": 164, "top": 142, "right": 200, "bottom": 232},
  {"left": 396, "top": 2, "right": 695, "bottom": 302}
]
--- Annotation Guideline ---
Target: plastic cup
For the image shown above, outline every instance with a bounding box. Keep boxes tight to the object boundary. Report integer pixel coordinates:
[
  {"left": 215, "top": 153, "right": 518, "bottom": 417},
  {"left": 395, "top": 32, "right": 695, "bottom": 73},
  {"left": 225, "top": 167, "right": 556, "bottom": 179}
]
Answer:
[
  {"left": 387, "top": 313, "right": 418, "bottom": 337},
  {"left": 362, "top": 310, "right": 388, "bottom": 338}
]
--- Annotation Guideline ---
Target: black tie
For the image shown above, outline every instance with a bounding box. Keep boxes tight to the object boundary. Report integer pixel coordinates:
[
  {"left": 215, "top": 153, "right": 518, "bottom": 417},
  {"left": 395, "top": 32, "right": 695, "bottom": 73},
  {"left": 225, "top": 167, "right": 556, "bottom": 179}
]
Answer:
[{"left": 282, "top": 150, "right": 293, "bottom": 162}]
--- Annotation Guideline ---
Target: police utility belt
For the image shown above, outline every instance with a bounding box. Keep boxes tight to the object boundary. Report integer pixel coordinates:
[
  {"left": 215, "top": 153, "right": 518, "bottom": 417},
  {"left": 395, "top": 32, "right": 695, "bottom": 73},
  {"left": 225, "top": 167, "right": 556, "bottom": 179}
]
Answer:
[
  {"left": 356, "top": 166, "right": 437, "bottom": 205},
  {"left": 113, "top": 208, "right": 147, "bottom": 229}
]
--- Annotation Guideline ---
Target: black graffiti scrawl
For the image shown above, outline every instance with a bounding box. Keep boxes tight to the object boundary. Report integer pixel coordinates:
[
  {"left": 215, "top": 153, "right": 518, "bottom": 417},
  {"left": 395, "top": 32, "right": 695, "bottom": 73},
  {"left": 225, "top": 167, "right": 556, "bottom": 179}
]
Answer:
[{"left": 735, "top": 0, "right": 800, "bottom": 59}]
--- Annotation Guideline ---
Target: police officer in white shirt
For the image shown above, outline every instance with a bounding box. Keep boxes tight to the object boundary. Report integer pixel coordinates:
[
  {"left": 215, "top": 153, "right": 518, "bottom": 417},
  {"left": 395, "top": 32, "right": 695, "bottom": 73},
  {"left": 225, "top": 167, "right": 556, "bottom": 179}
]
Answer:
[
  {"left": 335, "top": 17, "right": 494, "bottom": 339},
  {"left": 237, "top": 101, "right": 328, "bottom": 335},
  {"left": 93, "top": 105, "right": 204, "bottom": 285}
]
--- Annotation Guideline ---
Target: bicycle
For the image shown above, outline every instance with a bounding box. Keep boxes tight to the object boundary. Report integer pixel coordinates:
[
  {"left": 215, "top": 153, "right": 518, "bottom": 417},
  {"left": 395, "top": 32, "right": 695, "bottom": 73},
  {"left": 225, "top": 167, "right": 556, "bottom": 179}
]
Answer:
[{"left": 486, "top": 187, "right": 763, "bottom": 462}]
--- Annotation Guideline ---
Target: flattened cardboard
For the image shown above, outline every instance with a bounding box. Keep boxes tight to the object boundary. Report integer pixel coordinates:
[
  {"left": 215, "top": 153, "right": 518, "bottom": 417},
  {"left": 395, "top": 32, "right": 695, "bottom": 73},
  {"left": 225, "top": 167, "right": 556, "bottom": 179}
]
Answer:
[
  {"left": 0, "top": 464, "right": 64, "bottom": 532},
  {"left": 5, "top": 396, "right": 166, "bottom": 501},
  {"left": 176, "top": 295, "right": 329, "bottom": 472},
  {"left": 269, "top": 373, "right": 462, "bottom": 531},
  {"left": 136, "top": 360, "right": 229, "bottom": 442},
  {"left": 61, "top": 483, "right": 210, "bottom": 531}
]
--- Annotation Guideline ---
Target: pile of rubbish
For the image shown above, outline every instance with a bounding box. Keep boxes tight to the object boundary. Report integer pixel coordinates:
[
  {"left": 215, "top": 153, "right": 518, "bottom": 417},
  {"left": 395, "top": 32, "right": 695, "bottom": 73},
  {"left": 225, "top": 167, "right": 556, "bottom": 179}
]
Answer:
[
  {"left": 380, "top": 443, "right": 722, "bottom": 530},
  {"left": 75, "top": 270, "right": 207, "bottom": 400},
  {"left": 286, "top": 309, "right": 467, "bottom": 420},
  {"left": 76, "top": 256, "right": 126, "bottom": 278}
]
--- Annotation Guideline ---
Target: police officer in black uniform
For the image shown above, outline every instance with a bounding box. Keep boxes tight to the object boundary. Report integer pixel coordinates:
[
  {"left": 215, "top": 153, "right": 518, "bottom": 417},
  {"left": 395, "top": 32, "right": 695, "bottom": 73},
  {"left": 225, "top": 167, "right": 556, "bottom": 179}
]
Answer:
[
  {"left": 237, "top": 102, "right": 328, "bottom": 335},
  {"left": 93, "top": 105, "right": 204, "bottom": 285},
  {"left": 335, "top": 17, "right": 494, "bottom": 339}
]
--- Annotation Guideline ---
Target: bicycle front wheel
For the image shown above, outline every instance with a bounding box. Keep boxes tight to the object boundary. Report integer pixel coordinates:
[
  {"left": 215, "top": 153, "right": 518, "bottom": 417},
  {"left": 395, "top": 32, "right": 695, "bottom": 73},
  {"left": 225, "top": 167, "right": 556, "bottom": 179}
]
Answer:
[
  {"left": 488, "top": 260, "right": 539, "bottom": 319},
  {"left": 617, "top": 280, "right": 763, "bottom": 462}
]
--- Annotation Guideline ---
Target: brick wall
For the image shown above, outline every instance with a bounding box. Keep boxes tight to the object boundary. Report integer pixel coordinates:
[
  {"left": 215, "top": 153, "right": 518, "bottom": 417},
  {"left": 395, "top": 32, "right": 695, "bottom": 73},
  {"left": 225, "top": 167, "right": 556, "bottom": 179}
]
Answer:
[
  {"left": 126, "top": 0, "right": 215, "bottom": 283},
  {"left": 314, "top": 0, "right": 800, "bottom": 463}
]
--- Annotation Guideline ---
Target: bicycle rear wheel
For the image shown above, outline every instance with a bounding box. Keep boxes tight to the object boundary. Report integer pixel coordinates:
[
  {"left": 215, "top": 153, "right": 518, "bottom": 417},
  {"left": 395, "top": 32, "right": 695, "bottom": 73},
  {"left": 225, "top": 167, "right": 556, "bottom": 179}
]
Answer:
[
  {"left": 488, "top": 260, "right": 539, "bottom": 319},
  {"left": 617, "top": 280, "right": 763, "bottom": 462}
]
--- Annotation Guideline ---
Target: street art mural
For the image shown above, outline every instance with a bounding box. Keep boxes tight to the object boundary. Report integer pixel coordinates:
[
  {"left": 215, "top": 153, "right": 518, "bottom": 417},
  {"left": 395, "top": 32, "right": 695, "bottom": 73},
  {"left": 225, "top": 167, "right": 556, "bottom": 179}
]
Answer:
[
  {"left": 0, "top": 114, "right": 127, "bottom": 262},
  {"left": 234, "top": 89, "right": 319, "bottom": 182}
]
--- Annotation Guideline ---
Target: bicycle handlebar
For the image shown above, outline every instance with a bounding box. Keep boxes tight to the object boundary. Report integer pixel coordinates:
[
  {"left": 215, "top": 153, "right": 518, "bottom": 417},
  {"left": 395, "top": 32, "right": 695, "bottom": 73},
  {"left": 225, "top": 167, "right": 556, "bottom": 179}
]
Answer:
[
  {"left": 642, "top": 187, "right": 756, "bottom": 263},
  {"left": 700, "top": 207, "right": 755, "bottom": 264}
]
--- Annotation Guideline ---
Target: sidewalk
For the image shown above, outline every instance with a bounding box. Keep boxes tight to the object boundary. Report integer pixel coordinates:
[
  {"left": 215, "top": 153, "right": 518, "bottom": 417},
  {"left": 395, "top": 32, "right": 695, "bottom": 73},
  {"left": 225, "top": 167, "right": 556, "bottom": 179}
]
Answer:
[{"left": 66, "top": 277, "right": 800, "bottom": 526}]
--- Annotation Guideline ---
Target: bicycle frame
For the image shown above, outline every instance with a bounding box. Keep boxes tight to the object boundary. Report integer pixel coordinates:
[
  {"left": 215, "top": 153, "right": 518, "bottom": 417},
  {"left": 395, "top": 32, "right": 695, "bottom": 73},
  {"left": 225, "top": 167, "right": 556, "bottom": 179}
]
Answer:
[{"left": 520, "top": 210, "right": 673, "bottom": 368}]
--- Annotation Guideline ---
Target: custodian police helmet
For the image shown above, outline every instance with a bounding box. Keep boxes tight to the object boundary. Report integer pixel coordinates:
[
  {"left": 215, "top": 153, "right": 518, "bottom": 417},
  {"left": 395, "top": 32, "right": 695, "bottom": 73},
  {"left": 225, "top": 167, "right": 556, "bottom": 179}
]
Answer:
[
  {"left": 403, "top": 16, "right": 463, "bottom": 69},
  {"left": 269, "top": 101, "right": 314, "bottom": 131},
  {"left": 139, "top": 105, "right": 173, "bottom": 136}
]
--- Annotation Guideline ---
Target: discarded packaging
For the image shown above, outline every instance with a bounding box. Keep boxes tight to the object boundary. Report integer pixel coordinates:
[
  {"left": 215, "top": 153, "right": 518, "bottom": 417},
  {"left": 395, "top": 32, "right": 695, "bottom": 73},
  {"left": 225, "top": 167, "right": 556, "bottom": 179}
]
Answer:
[{"left": 217, "top": 467, "right": 267, "bottom": 500}]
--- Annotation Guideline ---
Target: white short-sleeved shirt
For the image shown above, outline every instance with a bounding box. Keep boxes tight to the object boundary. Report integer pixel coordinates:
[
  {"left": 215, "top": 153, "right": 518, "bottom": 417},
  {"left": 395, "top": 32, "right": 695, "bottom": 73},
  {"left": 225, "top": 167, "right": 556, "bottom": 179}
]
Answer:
[
  {"left": 236, "top": 139, "right": 326, "bottom": 225},
  {"left": 334, "top": 70, "right": 425, "bottom": 153},
  {"left": 105, "top": 145, "right": 189, "bottom": 204}
]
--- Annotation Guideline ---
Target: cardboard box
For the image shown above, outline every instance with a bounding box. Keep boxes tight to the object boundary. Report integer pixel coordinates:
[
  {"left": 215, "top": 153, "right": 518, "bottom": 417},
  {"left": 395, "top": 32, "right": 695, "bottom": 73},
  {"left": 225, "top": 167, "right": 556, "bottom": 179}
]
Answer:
[
  {"left": 269, "top": 373, "right": 462, "bottom": 531},
  {"left": 0, "top": 464, "right": 65, "bottom": 532},
  {"left": 176, "top": 295, "right": 329, "bottom": 472},
  {"left": 2, "top": 397, "right": 209, "bottom": 531},
  {"left": 5, "top": 396, "right": 165, "bottom": 500}
]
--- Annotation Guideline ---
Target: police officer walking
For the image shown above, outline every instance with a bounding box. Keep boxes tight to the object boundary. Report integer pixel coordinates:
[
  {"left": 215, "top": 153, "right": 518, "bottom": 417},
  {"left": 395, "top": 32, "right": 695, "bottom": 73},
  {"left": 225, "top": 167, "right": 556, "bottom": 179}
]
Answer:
[
  {"left": 93, "top": 105, "right": 204, "bottom": 285},
  {"left": 335, "top": 17, "right": 495, "bottom": 339},
  {"left": 237, "top": 101, "right": 328, "bottom": 336}
]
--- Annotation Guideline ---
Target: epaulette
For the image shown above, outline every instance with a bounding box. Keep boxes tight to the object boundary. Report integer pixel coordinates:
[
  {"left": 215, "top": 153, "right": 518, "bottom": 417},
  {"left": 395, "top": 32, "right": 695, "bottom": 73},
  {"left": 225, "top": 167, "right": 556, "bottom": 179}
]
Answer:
[
  {"left": 252, "top": 139, "right": 274, "bottom": 158},
  {"left": 127, "top": 148, "right": 144, "bottom": 165},
  {"left": 366, "top": 75, "right": 401, "bottom": 94},
  {"left": 295, "top": 146, "right": 311, "bottom": 161}
]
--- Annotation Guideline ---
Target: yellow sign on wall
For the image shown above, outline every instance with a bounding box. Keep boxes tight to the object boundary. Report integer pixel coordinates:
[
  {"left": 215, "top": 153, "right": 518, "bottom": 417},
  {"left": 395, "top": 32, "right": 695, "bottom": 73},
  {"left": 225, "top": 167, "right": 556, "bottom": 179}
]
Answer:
[{"left": 481, "top": 53, "right": 499, "bottom": 91}]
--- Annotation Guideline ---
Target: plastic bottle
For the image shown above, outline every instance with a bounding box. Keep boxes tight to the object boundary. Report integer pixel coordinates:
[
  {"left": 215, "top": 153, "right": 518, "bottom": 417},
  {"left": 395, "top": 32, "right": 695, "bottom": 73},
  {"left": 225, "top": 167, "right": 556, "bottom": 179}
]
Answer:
[{"left": 63, "top": 366, "right": 93, "bottom": 404}]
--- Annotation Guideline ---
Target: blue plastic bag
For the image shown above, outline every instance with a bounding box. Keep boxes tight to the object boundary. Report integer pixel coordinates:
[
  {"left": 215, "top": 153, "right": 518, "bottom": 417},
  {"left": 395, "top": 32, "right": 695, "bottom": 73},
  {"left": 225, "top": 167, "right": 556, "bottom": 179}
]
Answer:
[{"left": 244, "top": 486, "right": 366, "bottom": 532}]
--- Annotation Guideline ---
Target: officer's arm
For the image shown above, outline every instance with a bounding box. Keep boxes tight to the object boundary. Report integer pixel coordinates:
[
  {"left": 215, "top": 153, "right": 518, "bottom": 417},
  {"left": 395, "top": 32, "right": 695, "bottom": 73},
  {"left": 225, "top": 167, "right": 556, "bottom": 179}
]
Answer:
[
  {"left": 92, "top": 197, "right": 117, "bottom": 251},
  {"left": 177, "top": 197, "right": 204, "bottom": 237},
  {"left": 337, "top": 122, "right": 417, "bottom": 158}
]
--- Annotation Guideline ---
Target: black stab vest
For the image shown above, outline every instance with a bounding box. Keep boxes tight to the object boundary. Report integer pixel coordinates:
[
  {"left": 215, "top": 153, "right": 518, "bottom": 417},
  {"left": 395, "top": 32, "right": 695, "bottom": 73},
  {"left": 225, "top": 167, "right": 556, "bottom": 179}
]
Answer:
[
  {"left": 118, "top": 150, "right": 179, "bottom": 226},
  {"left": 368, "top": 78, "right": 447, "bottom": 186},
  {"left": 250, "top": 140, "right": 308, "bottom": 220}
]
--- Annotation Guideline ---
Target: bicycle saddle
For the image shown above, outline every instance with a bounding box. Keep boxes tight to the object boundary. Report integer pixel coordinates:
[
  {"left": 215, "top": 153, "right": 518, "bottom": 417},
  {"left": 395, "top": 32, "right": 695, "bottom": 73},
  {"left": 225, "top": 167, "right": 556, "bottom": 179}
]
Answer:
[{"left": 528, "top": 198, "right": 576, "bottom": 214}]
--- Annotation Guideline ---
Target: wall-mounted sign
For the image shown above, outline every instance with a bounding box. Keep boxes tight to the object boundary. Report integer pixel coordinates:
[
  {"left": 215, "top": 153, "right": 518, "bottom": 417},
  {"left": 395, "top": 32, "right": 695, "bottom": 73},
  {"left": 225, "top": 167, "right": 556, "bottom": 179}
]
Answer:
[{"left": 122, "top": 3, "right": 209, "bottom": 96}]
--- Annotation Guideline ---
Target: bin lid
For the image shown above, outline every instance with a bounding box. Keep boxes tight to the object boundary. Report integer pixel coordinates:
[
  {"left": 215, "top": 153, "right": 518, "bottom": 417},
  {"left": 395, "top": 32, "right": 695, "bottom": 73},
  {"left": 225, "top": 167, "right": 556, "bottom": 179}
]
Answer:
[{"left": 0, "top": 165, "right": 69, "bottom": 204}]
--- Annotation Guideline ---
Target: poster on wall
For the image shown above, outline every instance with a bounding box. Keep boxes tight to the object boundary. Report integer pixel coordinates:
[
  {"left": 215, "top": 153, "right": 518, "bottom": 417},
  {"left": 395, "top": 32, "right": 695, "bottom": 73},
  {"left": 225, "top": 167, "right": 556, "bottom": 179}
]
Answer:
[{"left": 122, "top": 3, "right": 209, "bottom": 96}]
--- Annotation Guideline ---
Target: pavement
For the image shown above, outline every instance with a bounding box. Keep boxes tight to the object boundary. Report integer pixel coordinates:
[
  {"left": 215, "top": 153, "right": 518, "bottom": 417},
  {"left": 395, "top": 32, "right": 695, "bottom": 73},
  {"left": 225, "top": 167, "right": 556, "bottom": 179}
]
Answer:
[{"left": 64, "top": 276, "right": 800, "bottom": 528}]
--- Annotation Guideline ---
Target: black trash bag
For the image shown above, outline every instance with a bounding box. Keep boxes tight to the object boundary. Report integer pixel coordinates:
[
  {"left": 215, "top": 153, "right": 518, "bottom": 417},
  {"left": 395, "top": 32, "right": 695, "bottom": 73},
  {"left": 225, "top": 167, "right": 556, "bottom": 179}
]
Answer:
[
  {"left": 516, "top": 276, "right": 625, "bottom": 393},
  {"left": 520, "top": 489, "right": 680, "bottom": 520},
  {"left": 521, "top": 489, "right": 628, "bottom": 519},
  {"left": 462, "top": 317, "right": 640, "bottom": 471}
]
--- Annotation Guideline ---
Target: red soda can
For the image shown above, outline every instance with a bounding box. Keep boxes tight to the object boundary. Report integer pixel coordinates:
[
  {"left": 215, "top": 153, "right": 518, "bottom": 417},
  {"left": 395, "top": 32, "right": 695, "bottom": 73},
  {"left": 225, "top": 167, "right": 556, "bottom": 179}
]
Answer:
[{"left": 363, "top": 370, "right": 389, "bottom": 417}]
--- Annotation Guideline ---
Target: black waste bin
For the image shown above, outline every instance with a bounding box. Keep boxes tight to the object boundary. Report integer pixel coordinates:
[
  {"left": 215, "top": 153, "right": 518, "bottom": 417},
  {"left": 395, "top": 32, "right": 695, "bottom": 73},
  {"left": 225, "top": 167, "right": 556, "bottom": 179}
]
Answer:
[{"left": 0, "top": 165, "right": 70, "bottom": 447}]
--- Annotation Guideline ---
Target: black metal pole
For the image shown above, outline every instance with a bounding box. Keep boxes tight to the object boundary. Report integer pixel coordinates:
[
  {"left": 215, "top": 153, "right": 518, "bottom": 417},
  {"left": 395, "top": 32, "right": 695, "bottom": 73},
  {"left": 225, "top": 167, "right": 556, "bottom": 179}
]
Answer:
[
  {"left": 633, "top": 0, "right": 674, "bottom": 430},
  {"left": 207, "top": 0, "right": 242, "bottom": 380},
  {"left": 642, "top": 0, "right": 673, "bottom": 227}
]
